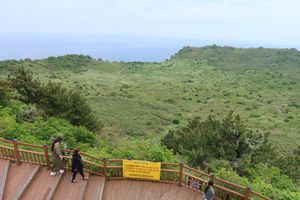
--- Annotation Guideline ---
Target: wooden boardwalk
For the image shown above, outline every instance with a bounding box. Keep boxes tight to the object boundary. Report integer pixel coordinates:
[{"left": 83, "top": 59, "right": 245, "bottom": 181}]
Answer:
[
  {"left": 102, "top": 180, "right": 203, "bottom": 200},
  {"left": 0, "top": 158, "right": 204, "bottom": 200},
  {"left": 83, "top": 176, "right": 106, "bottom": 200},
  {"left": 52, "top": 172, "right": 89, "bottom": 200},
  {"left": 3, "top": 162, "right": 39, "bottom": 200},
  {"left": 0, "top": 159, "right": 10, "bottom": 199},
  {"left": 20, "top": 167, "right": 62, "bottom": 200}
]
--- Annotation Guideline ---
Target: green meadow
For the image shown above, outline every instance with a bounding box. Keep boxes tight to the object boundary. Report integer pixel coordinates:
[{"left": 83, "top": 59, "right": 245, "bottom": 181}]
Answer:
[
  {"left": 1, "top": 46, "right": 299, "bottom": 152},
  {"left": 1, "top": 46, "right": 300, "bottom": 199}
]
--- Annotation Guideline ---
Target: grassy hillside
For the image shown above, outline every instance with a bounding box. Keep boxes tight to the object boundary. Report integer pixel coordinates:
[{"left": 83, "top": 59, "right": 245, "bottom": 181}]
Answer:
[{"left": 1, "top": 46, "right": 299, "bottom": 152}]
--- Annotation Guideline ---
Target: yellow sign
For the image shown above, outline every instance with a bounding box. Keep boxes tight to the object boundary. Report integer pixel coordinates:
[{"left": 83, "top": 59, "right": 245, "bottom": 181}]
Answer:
[{"left": 123, "top": 160, "right": 161, "bottom": 180}]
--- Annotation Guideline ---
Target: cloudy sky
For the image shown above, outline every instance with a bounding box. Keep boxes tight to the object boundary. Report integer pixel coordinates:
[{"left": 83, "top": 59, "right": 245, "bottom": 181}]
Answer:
[{"left": 0, "top": 0, "right": 299, "bottom": 60}]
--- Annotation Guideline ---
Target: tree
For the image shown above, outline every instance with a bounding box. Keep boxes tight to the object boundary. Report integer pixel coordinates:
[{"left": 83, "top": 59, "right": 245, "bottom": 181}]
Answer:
[
  {"left": 9, "top": 67, "right": 44, "bottom": 104},
  {"left": 9, "top": 67, "right": 102, "bottom": 132},
  {"left": 0, "top": 79, "right": 12, "bottom": 106},
  {"left": 162, "top": 111, "right": 271, "bottom": 167},
  {"left": 275, "top": 146, "right": 300, "bottom": 184}
]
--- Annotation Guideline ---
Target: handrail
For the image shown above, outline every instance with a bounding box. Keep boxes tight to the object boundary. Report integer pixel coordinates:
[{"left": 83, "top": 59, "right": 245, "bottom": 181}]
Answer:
[
  {"left": 0, "top": 138, "right": 271, "bottom": 200},
  {"left": 19, "top": 149, "right": 44, "bottom": 155},
  {"left": 106, "top": 159, "right": 123, "bottom": 162},
  {"left": 63, "top": 149, "right": 103, "bottom": 164},
  {"left": 214, "top": 176, "right": 247, "bottom": 190},
  {"left": 161, "top": 162, "right": 180, "bottom": 167},
  {"left": 0, "top": 138, "right": 13, "bottom": 143},
  {"left": 183, "top": 165, "right": 211, "bottom": 177},
  {"left": 17, "top": 141, "right": 44, "bottom": 149},
  {"left": 214, "top": 184, "right": 245, "bottom": 198},
  {"left": 0, "top": 145, "right": 14, "bottom": 150},
  {"left": 251, "top": 191, "right": 272, "bottom": 200}
]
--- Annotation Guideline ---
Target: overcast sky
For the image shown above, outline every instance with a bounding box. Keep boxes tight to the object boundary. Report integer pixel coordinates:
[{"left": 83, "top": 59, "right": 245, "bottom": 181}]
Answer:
[
  {"left": 0, "top": 0, "right": 299, "bottom": 43},
  {"left": 0, "top": 0, "right": 299, "bottom": 60}
]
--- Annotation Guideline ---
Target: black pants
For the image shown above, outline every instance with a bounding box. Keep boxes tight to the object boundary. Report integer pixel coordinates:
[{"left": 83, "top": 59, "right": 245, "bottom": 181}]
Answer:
[{"left": 72, "top": 168, "right": 85, "bottom": 180}]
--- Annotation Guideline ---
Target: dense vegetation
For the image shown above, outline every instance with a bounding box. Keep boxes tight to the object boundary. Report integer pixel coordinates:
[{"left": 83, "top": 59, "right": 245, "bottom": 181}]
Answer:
[
  {"left": 0, "top": 46, "right": 299, "bottom": 199},
  {"left": 9, "top": 67, "right": 101, "bottom": 131},
  {"left": 162, "top": 112, "right": 300, "bottom": 199},
  {"left": 162, "top": 112, "right": 273, "bottom": 167}
]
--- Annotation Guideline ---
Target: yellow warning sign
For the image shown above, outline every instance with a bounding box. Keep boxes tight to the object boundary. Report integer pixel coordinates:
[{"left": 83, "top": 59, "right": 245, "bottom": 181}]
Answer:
[{"left": 123, "top": 160, "right": 161, "bottom": 180}]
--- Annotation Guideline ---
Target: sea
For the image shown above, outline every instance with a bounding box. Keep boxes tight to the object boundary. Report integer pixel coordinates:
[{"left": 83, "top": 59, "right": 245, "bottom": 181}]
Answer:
[{"left": 0, "top": 33, "right": 298, "bottom": 62}]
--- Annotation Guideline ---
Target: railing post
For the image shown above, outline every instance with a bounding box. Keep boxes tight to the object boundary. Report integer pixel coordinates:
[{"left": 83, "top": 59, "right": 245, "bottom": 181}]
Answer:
[
  {"left": 103, "top": 158, "right": 107, "bottom": 177},
  {"left": 43, "top": 145, "right": 51, "bottom": 169},
  {"left": 245, "top": 186, "right": 251, "bottom": 200},
  {"left": 178, "top": 163, "right": 184, "bottom": 186},
  {"left": 12, "top": 139, "right": 21, "bottom": 165}
]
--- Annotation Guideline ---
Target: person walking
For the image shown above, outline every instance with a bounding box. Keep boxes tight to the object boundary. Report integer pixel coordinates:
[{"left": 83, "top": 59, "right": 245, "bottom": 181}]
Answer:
[
  {"left": 71, "top": 148, "right": 88, "bottom": 183},
  {"left": 203, "top": 179, "right": 215, "bottom": 200},
  {"left": 50, "top": 137, "right": 64, "bottom": 176}
]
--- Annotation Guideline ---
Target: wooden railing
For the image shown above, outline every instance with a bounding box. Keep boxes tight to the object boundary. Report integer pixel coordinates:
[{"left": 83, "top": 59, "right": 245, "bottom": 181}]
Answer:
[{"left": 0, "top": 138, "right": 271, "bottom": 200}]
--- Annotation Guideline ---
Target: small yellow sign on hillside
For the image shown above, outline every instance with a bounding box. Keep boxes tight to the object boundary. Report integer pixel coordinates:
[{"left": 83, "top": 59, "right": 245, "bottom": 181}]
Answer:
[{"left": 123, "top": 160, "right": 161, "bottom": 180}]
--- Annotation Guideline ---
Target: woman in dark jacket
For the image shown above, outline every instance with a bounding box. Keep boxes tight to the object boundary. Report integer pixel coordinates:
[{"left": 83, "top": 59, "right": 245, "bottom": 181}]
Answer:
[
  {"left": 203, "top": 179, "right": 215, "bottom": 200},
  {"left": 71, "top": 149, "right": 88, "bottom": 183}
]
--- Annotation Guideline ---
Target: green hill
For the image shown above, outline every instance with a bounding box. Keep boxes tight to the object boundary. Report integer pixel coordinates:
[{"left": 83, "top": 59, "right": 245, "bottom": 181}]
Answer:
[{"left": 0, "top": 46, "right": 299, "bottom": 153}]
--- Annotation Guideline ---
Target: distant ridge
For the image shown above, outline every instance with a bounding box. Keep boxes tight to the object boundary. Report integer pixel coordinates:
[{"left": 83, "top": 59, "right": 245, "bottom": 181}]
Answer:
[{"left": 171, "top": 45, "right": 300, "bottom": 71}]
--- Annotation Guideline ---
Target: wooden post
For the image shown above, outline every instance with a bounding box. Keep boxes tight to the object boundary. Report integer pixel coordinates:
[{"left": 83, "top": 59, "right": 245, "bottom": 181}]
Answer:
[
  {"left": 43, "top": 145, "right": 51, "bottom": 169},
  {"left": 103, "top": 158, "right": 107, "bottom": 177},
  {"left": 245, "top": 186, "right": 251, "bottom": 200},
  {"left": 12, "top": 139, "right": 21, "bottom": 165},
  {"left": 178, "top": 163, "right": 184, "bottom": 186}
]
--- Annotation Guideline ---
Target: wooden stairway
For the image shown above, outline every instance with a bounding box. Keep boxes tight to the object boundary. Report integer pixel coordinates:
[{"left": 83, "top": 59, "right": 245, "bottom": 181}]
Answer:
[
  {"left": 0, "top": 160, "right": 106, "bottom": 200},
  {"left": 83, "top": 176, "right": 106, "bottom": 200},
  {"left": 0, "top": 159, "right": 10, "bottom": 199},
  {"left": 20, "top": 167, "right": 63, "bottom": 200},
  {"left": 3, "top": 162, "right": 40, "bottom": 200},
  {"left": 0, "top": 159, "right": 204, "bottom": 200}
]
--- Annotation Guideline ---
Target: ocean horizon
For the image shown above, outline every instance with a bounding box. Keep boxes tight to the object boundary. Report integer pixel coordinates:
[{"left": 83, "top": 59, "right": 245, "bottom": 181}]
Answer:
[{"left": 1, "top": 33, "right": 299, "bottom": 62}]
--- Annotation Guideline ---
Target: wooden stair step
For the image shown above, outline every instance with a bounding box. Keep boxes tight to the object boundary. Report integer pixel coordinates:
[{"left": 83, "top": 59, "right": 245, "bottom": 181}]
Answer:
[
  {"left": 83, "top": 176, "right": 105, "bottom": 200},
  {"left": 161, "top": 186, "right": 203, "bottom": 200},
  {"left": 0, "top": 159, "right": 10, "bottom": 200},
  {"left": 102, "top": 180, "right": 203, "bottom": 200},
  {"left": 178, "top": 186, "right": 204, "bottom": 200},
  {"left": 52, "top": 171, "right": 89, "bottom": 200},
  {"left": 3, "top": 162, "right": 40, "bottom": 200},
  {"left": 160, "top": 187, "right": 178, "bottom": 200},
  {"left": 20, "top": 167, "right": 63, "bottom": 200},
  {"left": 102, "top": 180, "right": 173, "bottom": 200}
]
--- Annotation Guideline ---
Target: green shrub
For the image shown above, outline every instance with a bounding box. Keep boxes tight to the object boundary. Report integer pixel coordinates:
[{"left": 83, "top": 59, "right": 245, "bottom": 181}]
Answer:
[
  {"left": 9, "top": 67, "right": 102, "bottom": 131},
  {"left": 162, "top": 111, "right": 272, "bottom": 167},
  {"left": 172, "top": 119, "right": 180, "bottom": 124}
]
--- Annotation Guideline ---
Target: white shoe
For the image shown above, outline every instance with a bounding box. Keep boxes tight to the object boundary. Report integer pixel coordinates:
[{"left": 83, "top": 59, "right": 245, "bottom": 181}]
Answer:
[
  {"left": 59, "top": 169, "right": 64, "bottom": 173},
  {"left": 50, "top": 172, "right": 56, "bottom": 176}
]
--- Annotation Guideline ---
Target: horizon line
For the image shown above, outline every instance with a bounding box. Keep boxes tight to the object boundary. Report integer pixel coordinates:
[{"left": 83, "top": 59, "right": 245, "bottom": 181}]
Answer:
[{"left": 0, "top": 44, "right": 299, "bottom": 63}]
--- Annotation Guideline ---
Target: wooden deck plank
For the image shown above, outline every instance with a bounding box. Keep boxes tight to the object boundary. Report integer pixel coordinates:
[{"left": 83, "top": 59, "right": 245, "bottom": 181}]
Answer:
[
  {"left": 52, "top": 171, "right": 89, "bottom": 200},
  {"left": 102, "top": 180, "right": 203, "bottom": 200},
  {"left": 3, "top": 162, "right": 40, "bottom": 200},
  {"left": 0, "top": 159, "right": 10, "bottom": 200},
  {"left": 0, "top": 159, "right": 206, "bottom": 200},
  {"left": 160, "top": 187, "right": 177, "bottom": 200},
  {"left": 20, "top": 167, "right": 63, "bottom": 200},
  {"left": 83, "top": 176, "right": 105, "bottom": 200}
]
